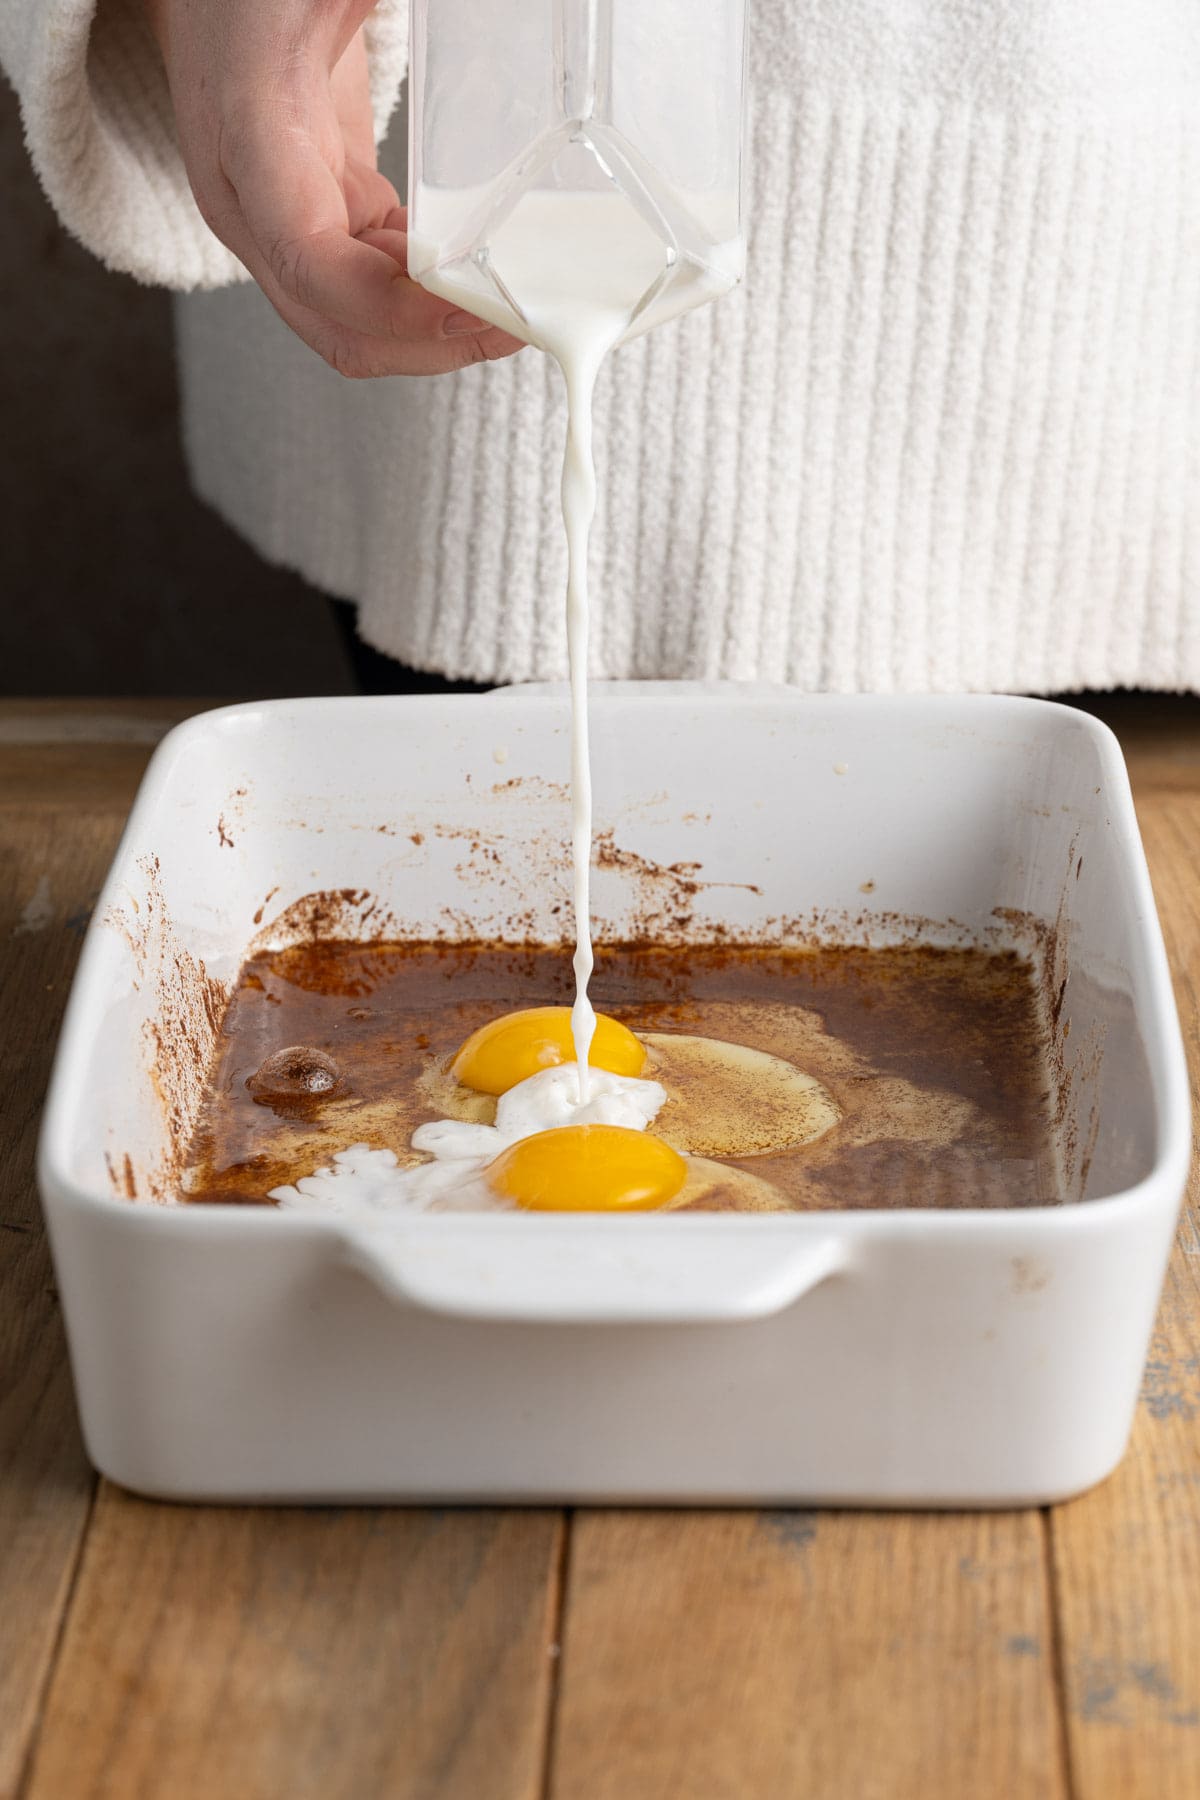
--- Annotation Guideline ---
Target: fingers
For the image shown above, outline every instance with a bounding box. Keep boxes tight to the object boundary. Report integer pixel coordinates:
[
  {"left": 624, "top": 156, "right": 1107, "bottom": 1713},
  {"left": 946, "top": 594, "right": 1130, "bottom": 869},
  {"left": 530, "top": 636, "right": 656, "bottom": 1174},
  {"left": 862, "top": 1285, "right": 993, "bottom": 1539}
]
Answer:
[
  {"left": 158, "top": 5, "right": 527, "bottom": 380},
  {"left": 356, "top": 227, "right": 526, "bottom": 352},
  {"left": 220, "top": 112, "right": 525, "bottom": 376},
  {"left": 244, "top": 231, "right": 524, "bottom": 379},
  {"left": 306, "top": 316, "right": 527, "bottom": 379},
  {"left": 223, "top": 110, "right": 386, "bottom": 330},
  {"left": 235, "top": 250, "right": 523, "bottom": 378},
  {"left": 340, "top": 156, "right": 401, "bottom": 235}
]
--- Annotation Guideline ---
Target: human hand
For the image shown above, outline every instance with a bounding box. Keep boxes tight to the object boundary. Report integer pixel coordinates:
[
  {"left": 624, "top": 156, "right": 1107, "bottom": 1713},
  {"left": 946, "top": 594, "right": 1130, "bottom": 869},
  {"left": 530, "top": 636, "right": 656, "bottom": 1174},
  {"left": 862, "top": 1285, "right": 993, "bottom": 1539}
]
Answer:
[{"left": 144, "top": 0, "right": 524, "bottom": 376}]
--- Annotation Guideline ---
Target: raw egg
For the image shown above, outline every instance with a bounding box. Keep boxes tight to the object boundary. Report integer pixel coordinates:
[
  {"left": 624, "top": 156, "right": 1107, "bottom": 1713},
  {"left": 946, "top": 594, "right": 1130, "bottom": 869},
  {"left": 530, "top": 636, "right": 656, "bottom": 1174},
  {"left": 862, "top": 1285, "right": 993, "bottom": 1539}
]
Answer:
[
  {"left": 640, "top": 1034, "right": 840, "bottom": 1157},
  {"left": 451, "top": 1005, "right": 645, "bottom": 1095},
  {"left": 486, "top": 1123, "right": 686, "bottom": 1212}
]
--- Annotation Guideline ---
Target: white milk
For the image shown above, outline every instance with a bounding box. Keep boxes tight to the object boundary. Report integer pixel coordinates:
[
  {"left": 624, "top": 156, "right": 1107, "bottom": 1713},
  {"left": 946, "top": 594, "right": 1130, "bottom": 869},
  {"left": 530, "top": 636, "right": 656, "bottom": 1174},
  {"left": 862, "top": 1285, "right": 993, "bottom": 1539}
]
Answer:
[
  {"left": 412, "top": 190, "right": 739, "bottom": 1101},
  {"left": 270, "top": 1064, "right": 668, "bottom": 1215}
]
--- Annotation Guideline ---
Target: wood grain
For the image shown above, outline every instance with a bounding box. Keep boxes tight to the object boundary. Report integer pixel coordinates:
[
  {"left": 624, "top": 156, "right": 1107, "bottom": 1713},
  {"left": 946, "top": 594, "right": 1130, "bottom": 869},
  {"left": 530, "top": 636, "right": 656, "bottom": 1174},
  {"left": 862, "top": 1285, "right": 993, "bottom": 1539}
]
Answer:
[
  {"left": 5, "top": 693, "right": 1200, "bottom": 1800},
  {"left": 0, "top": 701, "right": 218, "bottom": 811},
  {"left": 25, "top": 1491, "right": 564, "bottom": 1800},
  {"left": 1060, "top": 694, "right": 1200, "bottom": 795},
  {"left": 0, "top": 717, "right": 180, "bottom": 1799},
  {"left": 548, "top": 1508, "right": 1067, "bottom": 1800},
  {"left": 0, "top": 702, "right": 566, "bottom": 1800},
  {"left": 547, "top": 699, "right": 1200, "bottom": 1800},
  {"left": 1049, "top": 792, "right": 1200, "bottom": 1799}
]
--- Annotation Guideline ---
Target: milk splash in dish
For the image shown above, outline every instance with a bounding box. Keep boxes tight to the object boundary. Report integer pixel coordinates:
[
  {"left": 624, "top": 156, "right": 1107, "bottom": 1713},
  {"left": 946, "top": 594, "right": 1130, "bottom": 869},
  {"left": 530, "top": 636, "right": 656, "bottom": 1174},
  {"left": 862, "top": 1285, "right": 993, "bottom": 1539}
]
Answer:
[
  {"left": 412, "top": 191, "right": 739, "bottom": 1097},
  {"left": 271, "top": 1063, "right": 668, "bottom": 1215}
]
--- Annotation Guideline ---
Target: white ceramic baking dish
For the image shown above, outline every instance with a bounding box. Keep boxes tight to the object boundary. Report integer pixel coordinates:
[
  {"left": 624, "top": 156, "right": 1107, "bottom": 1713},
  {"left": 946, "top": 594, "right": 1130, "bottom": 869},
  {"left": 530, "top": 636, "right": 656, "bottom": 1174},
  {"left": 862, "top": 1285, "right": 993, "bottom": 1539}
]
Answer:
[{"left": 38, "top": 688, "right": 1190, "bottom": 1505}]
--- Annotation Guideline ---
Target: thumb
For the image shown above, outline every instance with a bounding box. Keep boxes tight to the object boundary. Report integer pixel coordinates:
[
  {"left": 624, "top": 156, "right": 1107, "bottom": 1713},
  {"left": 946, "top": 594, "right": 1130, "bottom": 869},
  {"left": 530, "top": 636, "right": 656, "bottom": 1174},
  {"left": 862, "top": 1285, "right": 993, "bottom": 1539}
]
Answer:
[{"left": 356, "top": 227, "right": 519, "bottom": 344}]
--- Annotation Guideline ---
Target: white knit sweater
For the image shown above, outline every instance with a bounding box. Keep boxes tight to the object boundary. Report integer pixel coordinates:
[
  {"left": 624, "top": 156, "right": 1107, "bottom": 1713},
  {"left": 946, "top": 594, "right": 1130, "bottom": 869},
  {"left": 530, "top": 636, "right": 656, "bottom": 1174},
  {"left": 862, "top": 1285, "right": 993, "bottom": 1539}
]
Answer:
[{"left": 5, "top": 0, "right": 1200, "bottom": 690}]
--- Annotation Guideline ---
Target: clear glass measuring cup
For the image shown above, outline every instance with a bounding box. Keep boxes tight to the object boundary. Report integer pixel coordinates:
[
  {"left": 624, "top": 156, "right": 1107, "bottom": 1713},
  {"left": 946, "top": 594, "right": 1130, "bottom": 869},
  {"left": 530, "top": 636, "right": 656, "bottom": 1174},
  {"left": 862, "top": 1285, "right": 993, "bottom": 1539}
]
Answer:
[{"left": 407, "top": 0, "right": 749, "bottom": 351}]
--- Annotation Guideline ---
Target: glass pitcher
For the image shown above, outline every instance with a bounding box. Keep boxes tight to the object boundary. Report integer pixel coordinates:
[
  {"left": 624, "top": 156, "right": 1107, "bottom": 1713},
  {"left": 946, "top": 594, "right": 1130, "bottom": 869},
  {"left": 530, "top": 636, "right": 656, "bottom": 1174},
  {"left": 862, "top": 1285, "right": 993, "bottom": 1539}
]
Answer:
[{"left": 407, "top": 0, "right": 748, "bottom": 350}]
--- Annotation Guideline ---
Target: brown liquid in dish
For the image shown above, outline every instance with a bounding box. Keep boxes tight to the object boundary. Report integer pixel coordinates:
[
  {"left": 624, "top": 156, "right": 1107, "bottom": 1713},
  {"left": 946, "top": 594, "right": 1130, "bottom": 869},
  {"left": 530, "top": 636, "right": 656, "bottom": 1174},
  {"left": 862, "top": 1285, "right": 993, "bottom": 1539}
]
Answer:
[{"left": 182, "top": 941, "right": 1061, "bottom": 1211}]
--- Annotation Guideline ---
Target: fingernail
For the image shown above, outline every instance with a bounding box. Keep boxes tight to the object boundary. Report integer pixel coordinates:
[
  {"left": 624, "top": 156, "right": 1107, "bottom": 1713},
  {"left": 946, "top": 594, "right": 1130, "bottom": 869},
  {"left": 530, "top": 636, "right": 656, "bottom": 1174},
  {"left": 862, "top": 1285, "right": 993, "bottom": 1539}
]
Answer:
[{"left": 444, "top": 309, "right": 488, "bottom": 336}]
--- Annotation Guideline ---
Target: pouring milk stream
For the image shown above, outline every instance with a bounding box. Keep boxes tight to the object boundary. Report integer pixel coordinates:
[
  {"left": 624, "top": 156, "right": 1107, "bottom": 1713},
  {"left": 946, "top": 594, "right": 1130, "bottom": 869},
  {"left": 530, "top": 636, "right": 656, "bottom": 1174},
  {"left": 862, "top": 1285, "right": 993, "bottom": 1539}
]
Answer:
[{"left": 408, "top": 2, "right": 747, "bottom": 1101}]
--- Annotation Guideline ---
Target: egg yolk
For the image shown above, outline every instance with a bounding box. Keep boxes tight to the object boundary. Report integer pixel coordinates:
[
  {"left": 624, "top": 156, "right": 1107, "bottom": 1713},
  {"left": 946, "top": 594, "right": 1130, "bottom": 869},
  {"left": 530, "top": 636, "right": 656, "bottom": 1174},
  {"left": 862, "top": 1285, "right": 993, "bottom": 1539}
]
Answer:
[
  {"left": 450, "top": 1006, "right": 645, "bottom": 1096},
  {"left": 486, "top": 1125, "right": 687, "bottom": 1212}
]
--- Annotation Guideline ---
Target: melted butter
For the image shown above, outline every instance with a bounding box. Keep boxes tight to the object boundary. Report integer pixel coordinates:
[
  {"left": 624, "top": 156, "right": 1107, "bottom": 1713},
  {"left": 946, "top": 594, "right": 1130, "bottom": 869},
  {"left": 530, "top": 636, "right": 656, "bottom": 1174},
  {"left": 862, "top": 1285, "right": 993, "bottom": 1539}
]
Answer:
[{"left": 183, "top": 942, "right": 1060, "bottom": 1212}]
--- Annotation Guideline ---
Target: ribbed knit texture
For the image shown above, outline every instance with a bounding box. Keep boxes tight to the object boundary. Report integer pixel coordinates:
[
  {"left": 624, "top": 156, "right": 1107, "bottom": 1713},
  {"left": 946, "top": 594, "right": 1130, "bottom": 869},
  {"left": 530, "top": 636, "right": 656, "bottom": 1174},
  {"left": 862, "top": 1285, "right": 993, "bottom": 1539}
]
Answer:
[
  {"left": 7, "top": 1, "right": 1200, "bottom": 690},
  {"left": 0, "top": 0, "right": 409, "bottom": 288}
]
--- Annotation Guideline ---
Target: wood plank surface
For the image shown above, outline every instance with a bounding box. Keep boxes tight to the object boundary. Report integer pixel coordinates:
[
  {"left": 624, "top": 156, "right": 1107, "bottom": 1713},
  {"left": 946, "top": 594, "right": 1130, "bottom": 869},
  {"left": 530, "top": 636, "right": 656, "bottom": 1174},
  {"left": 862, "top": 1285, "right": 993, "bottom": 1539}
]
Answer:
[
  {"left": 0, "top": 700, "right": 210, "bottom": 811},
  {"left": 3, "top": 695, "right": 1200, "bottom": 1800},
  {"left": 0, "top": 815, "right": 102, "bottom": 1800},
  {"left": 0, "top": 701, "right": 567, "bottom": 1800},
  {"left": 543, "top": 696, "right": 1200, "bottom": 1800},
  {"left": 0, "top": 706, "right": 194, "bottom": 1799},
  {"left": 1048, "top": 784, "right": 1200, "bottom": 1800},
  {"left": 24, "top": 1492, "right": 565, "bottom": 1800},
  {"left": 547, "top": 1509, "right": 1067, "bottom": 1800}
]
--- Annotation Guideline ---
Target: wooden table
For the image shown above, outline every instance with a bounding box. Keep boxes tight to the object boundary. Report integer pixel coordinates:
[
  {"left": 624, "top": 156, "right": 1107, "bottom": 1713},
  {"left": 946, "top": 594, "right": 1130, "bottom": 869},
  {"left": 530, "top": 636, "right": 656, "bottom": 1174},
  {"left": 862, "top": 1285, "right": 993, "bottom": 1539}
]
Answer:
[{"left": 2, "top": 696, "right": 1198, "bottom": 1800}]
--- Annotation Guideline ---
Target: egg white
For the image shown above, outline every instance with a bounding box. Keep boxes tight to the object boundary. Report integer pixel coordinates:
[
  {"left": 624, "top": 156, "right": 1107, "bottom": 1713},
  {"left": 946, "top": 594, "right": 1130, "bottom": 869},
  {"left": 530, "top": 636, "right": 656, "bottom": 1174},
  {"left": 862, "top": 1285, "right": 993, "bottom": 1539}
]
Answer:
[{"left": 640, "top": 1033, "right": 840, "bottom": 1157}]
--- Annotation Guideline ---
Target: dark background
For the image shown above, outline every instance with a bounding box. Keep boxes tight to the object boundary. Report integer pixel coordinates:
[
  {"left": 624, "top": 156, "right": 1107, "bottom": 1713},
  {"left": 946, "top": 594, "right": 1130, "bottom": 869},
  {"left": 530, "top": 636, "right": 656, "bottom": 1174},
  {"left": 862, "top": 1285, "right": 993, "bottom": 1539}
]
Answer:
[{"left": 0, "top": 80, "right": 356, "bottom": 698}]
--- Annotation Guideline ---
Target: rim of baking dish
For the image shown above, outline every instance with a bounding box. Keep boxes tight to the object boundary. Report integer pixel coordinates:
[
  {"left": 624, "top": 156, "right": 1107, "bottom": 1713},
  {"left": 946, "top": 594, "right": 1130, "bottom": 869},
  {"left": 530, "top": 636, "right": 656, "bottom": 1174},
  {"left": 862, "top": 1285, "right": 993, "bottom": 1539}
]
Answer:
[{"left": 36, "top": 691, "right": 1193, "bottom": 1239}]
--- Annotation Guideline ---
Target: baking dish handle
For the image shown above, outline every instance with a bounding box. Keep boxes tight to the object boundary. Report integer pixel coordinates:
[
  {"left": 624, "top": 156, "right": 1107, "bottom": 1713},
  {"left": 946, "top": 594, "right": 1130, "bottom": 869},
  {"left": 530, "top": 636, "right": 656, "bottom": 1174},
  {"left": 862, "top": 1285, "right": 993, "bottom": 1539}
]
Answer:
[{"left": 338, "top": 1228, "right": 851, "bottom": 1325}]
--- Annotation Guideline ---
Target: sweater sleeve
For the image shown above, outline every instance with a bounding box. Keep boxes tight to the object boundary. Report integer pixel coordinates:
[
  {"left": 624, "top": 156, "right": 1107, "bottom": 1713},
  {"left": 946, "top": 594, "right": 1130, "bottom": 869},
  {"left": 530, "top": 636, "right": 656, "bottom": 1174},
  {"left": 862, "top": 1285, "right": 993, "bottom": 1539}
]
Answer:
[{"left": 0, "top": 0, "right": 410, "bottom": 291}]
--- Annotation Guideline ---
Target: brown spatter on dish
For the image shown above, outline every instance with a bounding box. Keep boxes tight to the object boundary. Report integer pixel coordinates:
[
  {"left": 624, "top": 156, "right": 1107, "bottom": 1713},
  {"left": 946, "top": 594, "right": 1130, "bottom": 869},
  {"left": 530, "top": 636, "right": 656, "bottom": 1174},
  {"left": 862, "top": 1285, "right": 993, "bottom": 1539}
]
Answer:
[
  {"left": 102, "top": 853, "right": 232, "bottom": 1203},
  {"left": 181, "top": 940, "right": 1060, "bottom": 1212},
  {"left": 249, "top": 888, "right": 403, "bottom": 950},
  {"left": 105, "top": 1151, "right": 138, "bottom": 1200},
  {"left": 252, "top": 885, "right": 281, "bottom": 927},
  {"left": 992, "top": 826, "right": 1108, "bottom": 1200},
  {"left": 589, "top": 830, "right": 764, "bottom": 937}
]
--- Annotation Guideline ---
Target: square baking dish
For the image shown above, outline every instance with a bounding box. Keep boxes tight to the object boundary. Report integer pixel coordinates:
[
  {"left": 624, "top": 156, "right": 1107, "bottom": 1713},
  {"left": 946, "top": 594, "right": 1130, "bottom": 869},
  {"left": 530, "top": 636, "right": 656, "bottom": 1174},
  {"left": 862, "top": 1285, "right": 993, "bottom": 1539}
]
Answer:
[{"left": 38, "top": 689, "right": 1190, "bottom": 1505}]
